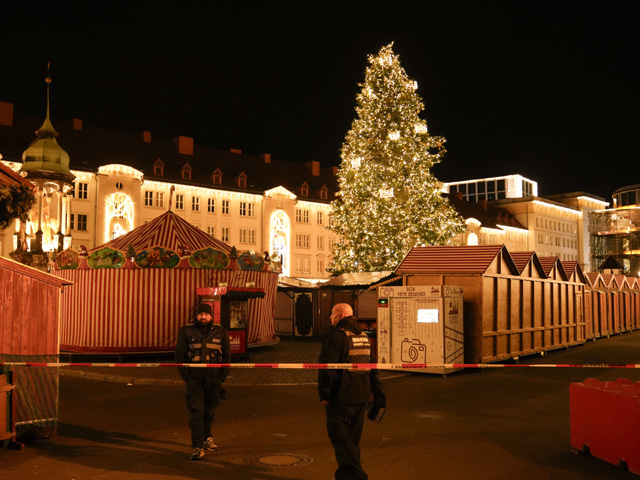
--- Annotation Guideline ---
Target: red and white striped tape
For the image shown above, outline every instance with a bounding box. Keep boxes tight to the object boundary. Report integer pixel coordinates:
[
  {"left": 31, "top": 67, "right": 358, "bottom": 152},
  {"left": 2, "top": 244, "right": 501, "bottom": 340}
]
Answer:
[{"left": 1, "top": 362, "right": 639, "bottom": 369}]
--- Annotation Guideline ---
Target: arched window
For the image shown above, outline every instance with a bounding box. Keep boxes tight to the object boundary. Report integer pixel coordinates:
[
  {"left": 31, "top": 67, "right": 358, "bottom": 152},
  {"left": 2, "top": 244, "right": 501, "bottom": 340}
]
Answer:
[
  {"left": 467, "top": 232, "right": 479, "bottom": 246},
  {"left": 104, "top": 192, "right": 134, "bottom": 242},
  {"left": 270, "top": 210, "right": 291, "bottom": 277}
]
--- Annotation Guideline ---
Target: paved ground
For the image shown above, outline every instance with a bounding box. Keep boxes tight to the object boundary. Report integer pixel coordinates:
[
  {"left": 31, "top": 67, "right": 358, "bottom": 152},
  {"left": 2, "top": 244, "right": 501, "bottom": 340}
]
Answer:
[{"left": 2, "top": 333, "right": 640, "bottom": 479}]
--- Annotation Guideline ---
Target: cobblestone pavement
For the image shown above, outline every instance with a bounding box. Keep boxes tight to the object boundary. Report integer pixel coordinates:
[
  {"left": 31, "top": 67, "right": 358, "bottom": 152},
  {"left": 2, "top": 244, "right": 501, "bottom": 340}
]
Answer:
[{"left": 60, "top": 336, "right": 327, "bottom": 385}]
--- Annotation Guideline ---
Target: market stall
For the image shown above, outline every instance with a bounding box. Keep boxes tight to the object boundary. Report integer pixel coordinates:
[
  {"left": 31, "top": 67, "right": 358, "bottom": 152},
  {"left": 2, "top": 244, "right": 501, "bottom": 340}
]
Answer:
[{"left": 54, "top": 211, "right": 278, "bottom": 353}]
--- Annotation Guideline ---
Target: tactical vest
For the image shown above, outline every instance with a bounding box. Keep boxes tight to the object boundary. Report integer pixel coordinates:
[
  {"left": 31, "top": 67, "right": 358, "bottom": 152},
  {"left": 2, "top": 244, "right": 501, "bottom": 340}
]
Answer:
[
  {"left": 185, "top": 325, "right": 224, "bottom": 363},
  {"left": 340, "top": 329, "right": 371, "bottom": 372}
]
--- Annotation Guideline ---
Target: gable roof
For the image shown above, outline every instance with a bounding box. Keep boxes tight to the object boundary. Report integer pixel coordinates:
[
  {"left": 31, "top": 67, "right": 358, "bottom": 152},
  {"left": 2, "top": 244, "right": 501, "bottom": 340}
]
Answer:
[
  {"left": 561, "top": 261, "right": 588, "bottom": 284},
  {"left": 508, "top": 251, "right": 545, "bottom": 276},
  {"left": 598, "top": 255, "right": 624, "bottom": 272},
  {"left": 599, "top": 274, "right": 621, "bottom": 290},
  {"left": 90, "top": 210, "right": 231, "bottom": 255},
  {"left": 396, "top": 245, "right": 518, "bottom": 275},
  {"left": 585, "top": 272, "right": 605, "bottom": 289},
  {"left": 0, "top": 161, "right": 30, "bottom": 187},
  {"left": 537, "top": 256, "right": 568, "bottom": 280}
]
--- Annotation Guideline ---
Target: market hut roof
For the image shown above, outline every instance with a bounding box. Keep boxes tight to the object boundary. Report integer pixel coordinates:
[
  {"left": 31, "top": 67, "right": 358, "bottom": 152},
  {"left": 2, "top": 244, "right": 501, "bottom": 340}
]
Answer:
[
  {"left": 0, "top": 161, "right": 31, "bottom": 187},
  {"left": 322, "top": 271, "right": 396, "bottom": 288},
  {"left": 90, "top": 210, "right": 231, "bottom": 254},
  {"left": 396, "top": 245, "right": 518, "bottom": 275},
  {"left": 537, "top": 256, "right": 568, "bottom": 280}
]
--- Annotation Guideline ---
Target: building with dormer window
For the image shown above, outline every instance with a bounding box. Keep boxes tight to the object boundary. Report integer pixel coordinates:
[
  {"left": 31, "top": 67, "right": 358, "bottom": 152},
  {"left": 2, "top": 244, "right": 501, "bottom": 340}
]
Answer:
[{"left": 0, "top": 101, "right": 337, "bottom": 279}]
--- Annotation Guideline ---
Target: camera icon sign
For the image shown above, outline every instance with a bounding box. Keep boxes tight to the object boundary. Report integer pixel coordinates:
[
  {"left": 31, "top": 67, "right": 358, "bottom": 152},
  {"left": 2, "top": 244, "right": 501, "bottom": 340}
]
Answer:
[{"left": 401, "top": 338, "right": 427, "bottom": 363}]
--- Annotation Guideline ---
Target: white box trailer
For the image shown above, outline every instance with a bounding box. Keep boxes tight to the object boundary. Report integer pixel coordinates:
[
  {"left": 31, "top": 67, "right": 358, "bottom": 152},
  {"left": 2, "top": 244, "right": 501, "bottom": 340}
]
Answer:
[{"left": 376, "top": 285, "right": 464, "bottom": 375}]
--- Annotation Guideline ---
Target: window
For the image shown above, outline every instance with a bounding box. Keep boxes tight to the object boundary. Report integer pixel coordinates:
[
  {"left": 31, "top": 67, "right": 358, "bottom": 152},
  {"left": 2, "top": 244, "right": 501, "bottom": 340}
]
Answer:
[
  {"left": 221, "top": 227, "right": 230, "bottom": 242},
  {"left": 156, "top": 192, "right": 164, "bottom": 208},
  {"left": 317, "top": 211, "right": 324, "bottom": 225},
  {"left": 328, "top": 237, "right": 335, "bottom": 250},
  {"left": 300, "top": 183, "right": 309, "bottom": 197},
  {"left": 76, "top": 214, "right": 87, "bottom": 232},
  {"left": 317, "top": 259, "right": 324, "bottom": 273},
  {"left": 144, "top": 191, "right": 153, "bottom": 207},
  {"left": 181, "top": 165, "right": 191, "bottom": 181},
  {"left": 207, "top": 226, "right": 215, "bottom": 238},
  {"left": 75, "top": 182, "right": 88, "bottom": 199},
  {"left": 207, "top": 198, "right": 215, "bottom": 213},
  {"left": 222, "top": 200, "right": 230, "bottom": 215},
  {"left": 154, "top": 163, "right": 164, "bottom": 176},
  {"left": 295, "top": 209, "right": 309, "bottom": 223},
  {"left": 175, "top": 194, "right": 184, "bottom": 210},
  {"left": 238, "top": 173, "right": 247, "bottom": 188},
  {"left": 239, "top": 202, "right": 254, "bottom": 217},
  {"left": 320, "top": 186, "right": 328, "bottom": 200},
  {"left": 295, "top": 258, "right": 310, "bottom": 274},
  {"left": 212, "top": 169, "right": 222, "bottom": 185},
  {"left": 240, "top": 228, "right": 256, "bottom": 244},
  {"left": 317, "top": 236, "right": 324, "bottom": 250},
  {"left": 296, "top": 233, "right": 310, "bottom": 248},
  {"left": 192, "top": 196, "right": 200, "bottom": 212}
]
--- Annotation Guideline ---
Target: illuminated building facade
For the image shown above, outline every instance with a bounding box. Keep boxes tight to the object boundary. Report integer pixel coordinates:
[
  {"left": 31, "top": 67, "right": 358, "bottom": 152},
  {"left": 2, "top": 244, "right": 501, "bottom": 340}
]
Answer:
[
  {"left": 445, "top": 192, "right": 530, "bottom": 252},
  {"left": 444, "top": 175, "right": 609, "bottom": 272},
  {"left": 590, "top": 184, "right": 640, "bottom": 275},
  {"left": 0, "top": 102, "right": 337, "bottom": 279}
]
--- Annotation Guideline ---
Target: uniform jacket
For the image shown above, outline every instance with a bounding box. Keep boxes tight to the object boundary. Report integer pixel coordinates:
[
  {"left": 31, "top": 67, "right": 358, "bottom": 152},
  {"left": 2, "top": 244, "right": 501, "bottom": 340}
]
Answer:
[
  {"left": 175, "top": 321, "right": 231, "bottom": 383},
  {"left": 317, "top": 316, "right": 384, "bottom": 405}
]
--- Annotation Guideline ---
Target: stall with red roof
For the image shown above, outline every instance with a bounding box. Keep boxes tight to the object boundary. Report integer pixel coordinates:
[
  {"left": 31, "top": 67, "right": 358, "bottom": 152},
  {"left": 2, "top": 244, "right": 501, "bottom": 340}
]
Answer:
[{"left": 54, "top": 211, "right": 278, "bottom": 353}]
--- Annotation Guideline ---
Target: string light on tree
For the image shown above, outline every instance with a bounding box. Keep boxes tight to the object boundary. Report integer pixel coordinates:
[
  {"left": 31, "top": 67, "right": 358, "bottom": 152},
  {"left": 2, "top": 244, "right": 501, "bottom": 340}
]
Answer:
[{"left": 328, "top": 43, "right": 465, "bottom": 275}]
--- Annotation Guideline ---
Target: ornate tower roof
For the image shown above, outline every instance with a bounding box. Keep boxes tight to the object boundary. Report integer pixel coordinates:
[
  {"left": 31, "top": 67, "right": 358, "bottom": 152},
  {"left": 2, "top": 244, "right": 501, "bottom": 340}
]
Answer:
[{"left": 20, "top": 64, "right": 75, "bottom": 184}]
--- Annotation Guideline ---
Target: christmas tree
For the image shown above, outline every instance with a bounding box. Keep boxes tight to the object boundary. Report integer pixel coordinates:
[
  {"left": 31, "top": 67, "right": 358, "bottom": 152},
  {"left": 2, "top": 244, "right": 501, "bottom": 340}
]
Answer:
[{"left": 328, "top": 43, "right": 464, "bottom": 274}]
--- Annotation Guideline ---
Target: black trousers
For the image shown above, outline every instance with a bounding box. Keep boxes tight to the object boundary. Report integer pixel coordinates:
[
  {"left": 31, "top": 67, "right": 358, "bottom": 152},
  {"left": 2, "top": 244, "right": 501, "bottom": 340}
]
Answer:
[
  {"left": 325, "top": 404, "right": 368, "bottom": 480},
  {"left": 184, "top": 376, "right": 220, "bottom": 448}
]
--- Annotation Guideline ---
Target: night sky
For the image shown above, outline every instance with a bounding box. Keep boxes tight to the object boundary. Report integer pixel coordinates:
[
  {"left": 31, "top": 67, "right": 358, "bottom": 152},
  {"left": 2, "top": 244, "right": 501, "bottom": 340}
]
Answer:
[{"left": 2, "top": 1, "right": 638, "bottom": 200}]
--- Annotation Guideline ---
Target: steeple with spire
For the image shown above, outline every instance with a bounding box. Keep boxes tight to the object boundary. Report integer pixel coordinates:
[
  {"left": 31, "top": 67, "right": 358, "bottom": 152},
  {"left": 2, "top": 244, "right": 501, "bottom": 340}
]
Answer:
[
  {"left": 20, "top": 62, "right": 74, "bottom": 184},
  {"left": 11, "top": 63, "right": 76, "bottom": 264}
]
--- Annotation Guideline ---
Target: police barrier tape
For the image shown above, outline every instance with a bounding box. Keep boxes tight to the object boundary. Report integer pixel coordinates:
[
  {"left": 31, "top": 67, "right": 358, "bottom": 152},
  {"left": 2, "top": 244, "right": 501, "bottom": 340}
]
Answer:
[{"left": 0, "top": 362, "right": 640, "bottom": 369}]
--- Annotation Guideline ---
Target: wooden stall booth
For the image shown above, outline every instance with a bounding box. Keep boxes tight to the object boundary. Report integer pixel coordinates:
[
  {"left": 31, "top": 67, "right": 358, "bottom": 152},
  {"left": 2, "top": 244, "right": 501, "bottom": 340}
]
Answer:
[
  {"left": 0, "top": 256, "right": 72, "bottom": 444},
  {"left": 275, "top": 272, "right": 397, "bottom": 337},
  {"left": 275, "top": 277, "right": 319, "bottom": 337},
  {"left": 614, "top": 275, "right": 636, "bottom": 333},
  {"left": 394, "top": 245, "right": 585, "bottom": 364},
  {"left": 319, "top": 272, "right": 397, "bottom": 334},
  {"left": 628, "top": 277, "right": 640, "bottom": 330},
  {"left": 584, "top": 273, "right": 610, "bottom": 338},
  {"left": 601, "top": 275, "right": 623, "bottom": 335},
  {"left": 54, "top": 211, "right": 278, "bottom": 353}
]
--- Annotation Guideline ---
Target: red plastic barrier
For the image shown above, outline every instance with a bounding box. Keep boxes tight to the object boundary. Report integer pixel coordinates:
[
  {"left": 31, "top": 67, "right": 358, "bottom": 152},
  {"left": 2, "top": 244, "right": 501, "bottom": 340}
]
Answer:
[{"left": 570, "top": 378, "right": 640, "bottom": 474}]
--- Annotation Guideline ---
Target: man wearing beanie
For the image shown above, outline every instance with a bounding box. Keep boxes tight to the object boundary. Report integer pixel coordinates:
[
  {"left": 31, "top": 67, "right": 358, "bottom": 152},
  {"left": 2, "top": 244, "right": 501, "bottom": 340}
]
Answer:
[{"left": 175, "top": 302, "right": 230, "bottom": 460}]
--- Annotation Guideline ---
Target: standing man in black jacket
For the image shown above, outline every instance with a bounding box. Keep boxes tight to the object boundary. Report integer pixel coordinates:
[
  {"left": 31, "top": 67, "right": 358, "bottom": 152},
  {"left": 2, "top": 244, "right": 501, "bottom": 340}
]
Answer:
[
  {"left": 318, "top": 303, "right": 385, "bottom": 480},
  {"left": 175, "top": 303, "right": 230, "bottom": 460}
]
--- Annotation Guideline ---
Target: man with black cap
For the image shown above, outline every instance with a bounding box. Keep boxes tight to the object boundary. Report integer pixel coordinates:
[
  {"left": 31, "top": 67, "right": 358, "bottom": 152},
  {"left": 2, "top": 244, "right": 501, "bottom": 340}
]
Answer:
[
  {"left": 175, "top": 303, "right": 231, "bottom": 460},
  {"left": 318, "top": 303, "right": 385, "bottom": 480}
]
